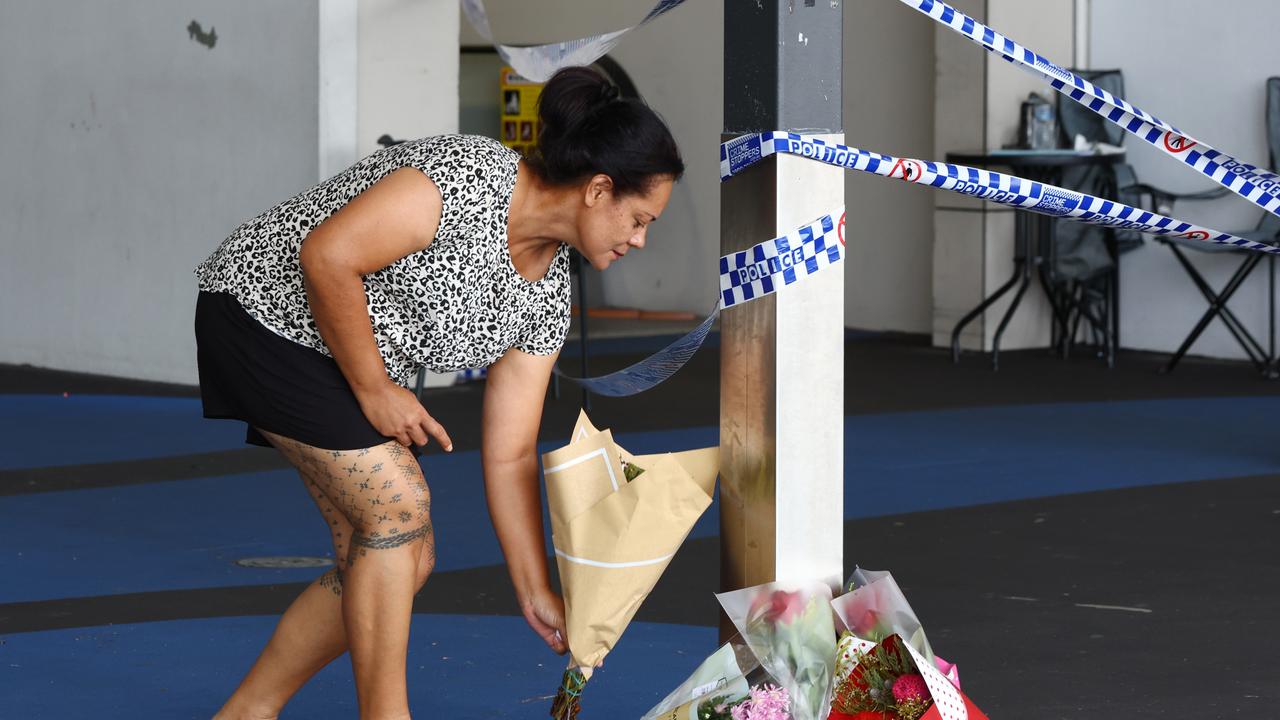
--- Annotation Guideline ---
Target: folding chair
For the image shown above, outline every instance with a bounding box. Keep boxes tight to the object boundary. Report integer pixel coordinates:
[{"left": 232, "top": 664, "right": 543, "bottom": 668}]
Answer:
[
  {"left": 1145, "top": 77, "right": 1280, "bottom": 376},
  {"left": 1050, "top": 69, "right": 1146, "bottom": 367}
]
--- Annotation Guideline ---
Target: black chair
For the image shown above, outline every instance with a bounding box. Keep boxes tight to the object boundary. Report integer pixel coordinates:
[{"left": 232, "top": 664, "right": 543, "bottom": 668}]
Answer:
[
  {"left": 1046, "top": 69, "right": 1147, "bottom": 366},
  {"left": 1141, "top": 76, "right": 1280, "bottom": 376}
]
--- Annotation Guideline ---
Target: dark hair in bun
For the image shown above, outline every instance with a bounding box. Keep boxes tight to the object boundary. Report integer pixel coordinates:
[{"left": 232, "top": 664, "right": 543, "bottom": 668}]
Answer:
[{"left": 527, "top": 66, "right": 684, "bottom": 197}]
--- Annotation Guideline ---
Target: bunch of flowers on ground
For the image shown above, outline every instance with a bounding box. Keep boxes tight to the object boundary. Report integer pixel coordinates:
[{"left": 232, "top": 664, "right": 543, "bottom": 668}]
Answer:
[
  {"left": 642, "top": 569, "right": 987, "bottom": 720},
  {"left": 725, "top": 583, "right": 837, "bottom": 720},
  {"left": 828, "top": 634, "right": 932, "bottom": 720}
]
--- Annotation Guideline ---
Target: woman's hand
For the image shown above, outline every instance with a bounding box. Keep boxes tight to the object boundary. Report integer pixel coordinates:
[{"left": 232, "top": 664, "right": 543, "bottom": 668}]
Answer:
[
  {"left": 355, "top": 381, "right": 453, "bottom": 451},
  {"left": 520, "top": 587, "right": 568, "bottom": 655}
]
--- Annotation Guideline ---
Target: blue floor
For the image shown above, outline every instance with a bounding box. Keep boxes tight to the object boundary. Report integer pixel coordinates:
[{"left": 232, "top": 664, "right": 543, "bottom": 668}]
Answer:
[
  {"left": 844, "top": 396, "right": 1280, "bottom": 515},
  {"left": 7, "top": 393, "right": 1280, "bottom": 718},
  {"left": 0, "top": 395, "right": 245, "bottom": 470},
  {"left": 1, "top": 614, "right": 714, "bottom": 719},
  {"left": 7, "top": 395, "right": 1280, "bottom": 602}
]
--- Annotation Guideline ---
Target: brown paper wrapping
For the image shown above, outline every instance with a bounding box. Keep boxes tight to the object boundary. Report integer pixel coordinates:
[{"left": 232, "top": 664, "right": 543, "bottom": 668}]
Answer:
[{"left": 541, "top": 410, "right": 719, "bottom": 677}]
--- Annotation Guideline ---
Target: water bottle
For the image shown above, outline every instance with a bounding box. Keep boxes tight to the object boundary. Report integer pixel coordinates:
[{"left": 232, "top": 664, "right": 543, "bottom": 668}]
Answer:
[{"left": 1020, "top": 93, "right": 1059, "bottom": 150}]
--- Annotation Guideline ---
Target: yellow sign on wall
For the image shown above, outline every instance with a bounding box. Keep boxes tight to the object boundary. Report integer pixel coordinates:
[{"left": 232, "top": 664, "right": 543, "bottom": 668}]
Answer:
[{"left": 499, "top": 66, "right": 542, "bottom": 157}]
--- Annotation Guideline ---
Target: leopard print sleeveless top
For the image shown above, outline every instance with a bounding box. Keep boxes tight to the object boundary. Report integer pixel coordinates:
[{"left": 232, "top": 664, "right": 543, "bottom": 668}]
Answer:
[{"left": 195, "top": 135, "right": 571, "bottom": 386}]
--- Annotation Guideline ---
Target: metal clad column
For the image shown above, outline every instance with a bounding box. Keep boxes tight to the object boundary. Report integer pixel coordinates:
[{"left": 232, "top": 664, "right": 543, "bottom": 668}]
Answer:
[{"left": 720, "top": 0, "right": 845, "bottom": 623}]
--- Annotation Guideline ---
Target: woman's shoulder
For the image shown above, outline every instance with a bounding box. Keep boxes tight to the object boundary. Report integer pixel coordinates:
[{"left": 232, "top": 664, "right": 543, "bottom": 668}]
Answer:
[
  {"left": 385, "top": 135, "right": 517, "bottom": 241},
  {"left": 394, "top": 135, "right": 519, "bottom": 206},
  {"left": 400, "top": 134, "right": 518, "bottom": 168}
]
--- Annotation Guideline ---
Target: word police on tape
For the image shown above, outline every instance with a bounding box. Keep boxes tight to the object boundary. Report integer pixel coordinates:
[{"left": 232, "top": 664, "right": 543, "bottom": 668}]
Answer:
[{"left": 723, "top": 132, "right": 1280, "bottom": 256}]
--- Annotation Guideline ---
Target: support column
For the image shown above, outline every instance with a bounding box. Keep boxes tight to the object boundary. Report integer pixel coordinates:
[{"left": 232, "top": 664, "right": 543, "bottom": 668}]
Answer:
[
  {"left": 318, "top": 0, "right": 358, "bottom": 182},
  {"left": 720, "top": 0, "right": 845, "bottom": 633}
]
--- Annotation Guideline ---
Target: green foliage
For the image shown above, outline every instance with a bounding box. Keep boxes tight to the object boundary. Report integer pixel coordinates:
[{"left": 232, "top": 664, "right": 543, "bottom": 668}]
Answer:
[
  {"left": 623, "top": 461, "right": 646, "bottom": 483},
  {"left": 696, "top": 694, "right": 737, "bottom": 720}
]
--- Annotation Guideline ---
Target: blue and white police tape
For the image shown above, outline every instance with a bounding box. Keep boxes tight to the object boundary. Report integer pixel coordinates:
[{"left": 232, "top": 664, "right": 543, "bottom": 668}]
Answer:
[
  {"left": 553, "top": 209, "right": 845, "bottom": 397},
  {"left": 722, "top": 132, "right": 1280, "bottom": 256},
  {"left": 554, "top": 306, "right": 719, "bottom": 398},
  {"left": 896, "top": 0, "right": 1280, "bottom": 218},
  {"left": 720, "top": 213, "right": 843, "bottom": 309},
  {"left": 461, "top": 0, "right": 688, "bottom": 83}
]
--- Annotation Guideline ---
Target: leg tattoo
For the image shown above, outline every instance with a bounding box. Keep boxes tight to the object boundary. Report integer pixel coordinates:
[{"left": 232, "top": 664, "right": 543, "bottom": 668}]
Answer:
[
  {"left": 318, "top": 567, "right": 343, "bottom": 597},
  {"left": 352, "top": 521, "right": 433, "bottom": 551},
  {"left": 258, "top": 431, "right": 434, "bottom": 576}
]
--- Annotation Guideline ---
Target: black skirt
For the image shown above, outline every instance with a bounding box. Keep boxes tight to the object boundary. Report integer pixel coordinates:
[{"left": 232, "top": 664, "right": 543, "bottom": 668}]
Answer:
[{"left": 195, "top": 291, "right": 420, "bottom": 454}]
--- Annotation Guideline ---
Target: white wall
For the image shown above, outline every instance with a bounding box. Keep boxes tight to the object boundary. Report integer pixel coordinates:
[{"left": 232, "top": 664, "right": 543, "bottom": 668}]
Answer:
[
  {"left": 1092, "top": 0, "right": 1278, "bottom": 361},
  {"left": 0, "top": 1, "right": 320, "bottom": 384},
  {"left": 0, "top": 0, "right": 461, "bottom": 384},
  {"left": 358, "top": 0, "right": 459, "bottom": 159}
]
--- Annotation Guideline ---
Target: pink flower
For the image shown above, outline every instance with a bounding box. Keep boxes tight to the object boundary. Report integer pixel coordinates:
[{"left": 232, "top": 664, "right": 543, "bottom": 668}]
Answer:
[
  {"left": 891, "top": 674, "right": 928, "bottom": 703},
  {"left": 731, "top": 684, "right": 791, "bottom": 720}
]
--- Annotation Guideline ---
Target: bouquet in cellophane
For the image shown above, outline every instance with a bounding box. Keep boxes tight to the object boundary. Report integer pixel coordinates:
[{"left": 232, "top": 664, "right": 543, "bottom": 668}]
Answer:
[
  {"left": 713, "top": 581, "right": 838, "bottom": 720},
  {"left": 646, "top": 571, "right": 987, "bottom": 720},
  {"left": 640, "top": 633, "right": 786, "bottom": 720},
  {"left": 543, "top": 411, "right": 719, "bottom": 719},
  {"left": 827, "top": 569, "right": 985, "bottom": 720}
]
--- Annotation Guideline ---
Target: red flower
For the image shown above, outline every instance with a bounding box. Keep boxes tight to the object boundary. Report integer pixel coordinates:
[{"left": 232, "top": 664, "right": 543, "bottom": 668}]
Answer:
[
  {"left": 891, "top": 674, "right": 928, "bottom": 703},
  {"left": 748, "top": 589, "right": 806, "bottom": 626}
]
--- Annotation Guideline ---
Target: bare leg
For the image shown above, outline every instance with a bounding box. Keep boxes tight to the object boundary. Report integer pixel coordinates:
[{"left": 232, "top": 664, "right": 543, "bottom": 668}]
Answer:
[
  {"left": 214, "top": 434, "right": 435, "bottom": 720},
  {"left": 213, "top": 569, "right": 349, "bottom": 720}
]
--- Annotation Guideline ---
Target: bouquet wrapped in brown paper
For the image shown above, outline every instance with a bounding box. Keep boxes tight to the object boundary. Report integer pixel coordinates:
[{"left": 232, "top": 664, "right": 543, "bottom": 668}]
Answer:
[{"left": 543, "top": 410, "right": 718, "bottom": 719}]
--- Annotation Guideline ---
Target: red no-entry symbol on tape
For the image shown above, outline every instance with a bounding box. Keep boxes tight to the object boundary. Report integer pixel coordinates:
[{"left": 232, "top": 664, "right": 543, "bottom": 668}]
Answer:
[
  {"left": 890, "top": 158, "right": 924, "bottom": 182},
  {"left": 838, "top": 212, "right": 846, "bottom": 246},
  {"left": 1163, "top": 132, "right": 1198, "bottom": 154}
]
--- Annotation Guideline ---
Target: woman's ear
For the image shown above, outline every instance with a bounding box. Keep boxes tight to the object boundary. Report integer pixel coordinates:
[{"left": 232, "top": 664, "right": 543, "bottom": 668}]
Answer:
[{"left": 583, "top": 174, "right": 614, "bottom": 208}]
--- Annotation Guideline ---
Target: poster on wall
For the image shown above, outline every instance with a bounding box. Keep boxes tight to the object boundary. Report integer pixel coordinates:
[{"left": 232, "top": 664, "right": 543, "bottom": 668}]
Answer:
[{"left": 500, "top": 66, "right": 542, "bottom": 157}]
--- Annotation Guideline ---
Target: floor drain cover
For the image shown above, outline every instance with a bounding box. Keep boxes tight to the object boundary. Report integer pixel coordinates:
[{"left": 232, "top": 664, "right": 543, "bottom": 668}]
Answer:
[{"left": 235, "top": 556, "right": 334, "bottom": 569}]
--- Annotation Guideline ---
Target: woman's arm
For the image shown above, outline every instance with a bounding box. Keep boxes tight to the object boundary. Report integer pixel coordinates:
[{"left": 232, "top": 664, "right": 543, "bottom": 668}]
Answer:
[
  {"left": 482, "top": 346, "right": 567, "bottom": 654},
  {"left": 299, "top": 167, "right": 452, "bottom": 450}
]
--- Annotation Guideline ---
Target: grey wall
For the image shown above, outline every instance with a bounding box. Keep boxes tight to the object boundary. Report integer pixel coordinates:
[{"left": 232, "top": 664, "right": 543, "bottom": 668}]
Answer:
[
  {"left": 2, "top": 0, "right": 462, "bottom": 385},
  {"left": 592, "top": 0, "right": 725, "bottom": 315},
  {"left": 459, "top": 52, "right": 506, "bottom": 141},
  {"left": 2, "top": 1, "right": 945, "bottom": 384},
  {"left": 844, "top": 0, "right": 936, "bottom": 334},
  {"left": 1092, "top": 0, "right": 1279, "bottom": 361},
  {"left": 0, "top": 1, "right": 320, "bottom": 384}
]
